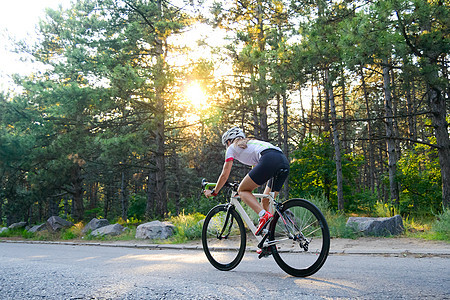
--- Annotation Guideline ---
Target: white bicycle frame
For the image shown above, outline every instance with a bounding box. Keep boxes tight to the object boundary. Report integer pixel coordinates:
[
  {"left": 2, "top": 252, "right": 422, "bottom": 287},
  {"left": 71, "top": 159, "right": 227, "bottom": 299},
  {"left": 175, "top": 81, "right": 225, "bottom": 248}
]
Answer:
[{"left": 228, "top": 189, "right": 276, "bottom": 243}]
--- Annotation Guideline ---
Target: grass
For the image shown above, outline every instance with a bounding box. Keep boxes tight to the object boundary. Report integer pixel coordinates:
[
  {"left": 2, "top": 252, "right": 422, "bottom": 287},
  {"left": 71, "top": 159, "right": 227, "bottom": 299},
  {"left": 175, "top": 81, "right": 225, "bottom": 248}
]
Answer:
[
  {"left": 306, "top": 195, "right": 361, "bottom": 239},
  {"left": 404, "top": 209, "right": 450, "bottom": 241},
  {"left": 431, "top": 209, "right": 450, "bottom": 240},
  {"left": 0, "top": 228, "right": 35, "bottom": 239},
  {"left": 1, "top": 208, "right": 449, "bottom": 243},
  {"left": 165, "top": 211, "right": 205, "bottom": 244}
]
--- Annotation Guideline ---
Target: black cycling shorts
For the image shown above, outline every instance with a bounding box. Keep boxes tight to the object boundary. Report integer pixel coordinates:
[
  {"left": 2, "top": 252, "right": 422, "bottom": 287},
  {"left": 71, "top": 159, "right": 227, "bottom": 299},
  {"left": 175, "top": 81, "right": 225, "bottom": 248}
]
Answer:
[{"left": 248, "top": 149, "right": 290, "bottom": 192}]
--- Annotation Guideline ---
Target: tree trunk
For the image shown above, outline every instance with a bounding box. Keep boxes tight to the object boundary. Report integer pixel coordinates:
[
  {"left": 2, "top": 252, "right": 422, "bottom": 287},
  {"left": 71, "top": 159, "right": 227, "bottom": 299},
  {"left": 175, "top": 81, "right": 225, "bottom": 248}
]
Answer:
[
  {"left": 390, "top": 68, "right": 402, "bottom": 162},
  {"left": 153, "top": 0, "right": 168, "bottom": 217},
  {"left": 405, "top": 74, "right": 417, "bottom": 148},
  {"left": 120, "top": 171, "right": 128, "bottom": 221},
  {"left": 420, "top": 11, "right": 450, "bottom": 208},
  {"left": 340, "top": 69, "right": 348, "bottom": 153},
  {"left": 259, "top": 103, "right": 269, "bottom": 141},
  {"left": 155, "top": 114, "right": 167, "bottom": 216},
  {"left": 282, "top": 93, "right": 290, "bottom": 199},
  {"left": 88, "top": 182, "right": 98, "bottom": 212},
  {"left": 309, "top": 82, "right": 315, "bottom": 136},
  {"left": 383, "top": 58, "right": 400, "bottom": 210},
  {"left": 360, "top": 65, "right": 376, "bottom": 192},
  {"left": 323, "top": 71, "right": 331, "bottom": 135},
  {"left": 276, "top": 94, "right": 282, "bottom": 147},
  {"left": 252, "top": 108, "right": 259, "bottom": 137},
  {"left": 71, "top": 164, "right": 84, "bottom": 221},
  {"left": 145, "top": 169, "right": 156, "bottom": 219},
  {"left": 318, "top": 81, "right": 323, "bottom": 136},
  {"left": 172, "top": 151, "right": 181, "bottom": 214},
  {"left": 428, "top": 83, "right": 450, "bottom": 208},
  {"left": 256, "top": 0, "right": 268, "bottom": 142},
  {"left": 104, "top": 183, "right": 113, "bottom": 219},
  {"left": 325, "top": 69, "right": 344, "bottom": 211}
]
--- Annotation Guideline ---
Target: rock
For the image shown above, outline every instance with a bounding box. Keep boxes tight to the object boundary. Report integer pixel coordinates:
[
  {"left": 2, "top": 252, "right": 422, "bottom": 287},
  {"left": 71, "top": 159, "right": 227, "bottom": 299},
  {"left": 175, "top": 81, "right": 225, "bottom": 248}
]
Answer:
[
  {"left": 8, "top": 222, "right": 27, "bottom": 230},
  {"left": 90, "top": 224, "right": 125, "bottom": 237},
  {"left": 82, "top": 218, "right": 110, "bottom": 234},
  {"left": 135, "top": 221, "right": 176, "bottom": 240},
  {"left": 28, "top": 224, "right": 47, "bottom": 233},
  {"left": 0, "top": 227, "right": 8, "bottom": 234},
  {"left": 46, "top": 216, "right": 74, "bottom": 232},
  {"left": 346, "top": 215, "right": 404, "bottom": 236}
]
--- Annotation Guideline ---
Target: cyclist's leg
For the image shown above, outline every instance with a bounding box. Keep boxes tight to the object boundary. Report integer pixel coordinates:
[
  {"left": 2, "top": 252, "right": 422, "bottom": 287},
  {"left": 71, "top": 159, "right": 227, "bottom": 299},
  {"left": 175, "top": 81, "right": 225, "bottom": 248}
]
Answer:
[
  {"left": 241, "top": 151, "right": 288, "bottom": 215},
  {"left": 240, "top": 175, "right": 275, "bottom": 236},
  {"left": 262, "top": 182, "right": 279, "bottom": 212},
  {"left": 262, "top": 167, "right": 289, "bottom": 209},
  {"left": 238, "top": 174, "right": 262, "bottom": 214}
]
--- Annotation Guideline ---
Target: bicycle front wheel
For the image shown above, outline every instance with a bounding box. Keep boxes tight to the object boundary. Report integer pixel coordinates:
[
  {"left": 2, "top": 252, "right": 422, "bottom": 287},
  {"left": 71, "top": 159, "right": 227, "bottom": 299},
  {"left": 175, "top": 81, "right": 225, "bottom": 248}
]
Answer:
[
  {"left": 202, "top": 204, "right": 246, "bottom": 271},
  {"left": 269, "top": 198, "right": 330, "bottom": 277}
]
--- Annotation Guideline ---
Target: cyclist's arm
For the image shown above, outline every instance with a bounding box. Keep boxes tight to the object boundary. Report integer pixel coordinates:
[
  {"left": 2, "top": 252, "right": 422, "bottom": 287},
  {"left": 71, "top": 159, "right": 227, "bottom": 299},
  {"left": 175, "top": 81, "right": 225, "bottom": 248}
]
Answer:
[{"left": 205, "top": 160, "right": 233, "bottom": 197}]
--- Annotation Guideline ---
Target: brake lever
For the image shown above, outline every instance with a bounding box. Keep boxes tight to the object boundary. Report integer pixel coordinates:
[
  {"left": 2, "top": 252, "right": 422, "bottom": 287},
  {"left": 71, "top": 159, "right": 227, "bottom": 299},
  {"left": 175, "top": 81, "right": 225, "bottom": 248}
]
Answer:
[{"left": 201, "top": 178, "right": 207, "bottom": 190}]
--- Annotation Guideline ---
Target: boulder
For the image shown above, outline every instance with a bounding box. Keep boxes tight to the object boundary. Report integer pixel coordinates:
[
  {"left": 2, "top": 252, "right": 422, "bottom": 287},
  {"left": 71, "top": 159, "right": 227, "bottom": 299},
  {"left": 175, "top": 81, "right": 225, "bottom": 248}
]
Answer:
[
  {"left": 346, "top": 215, "right": 404, "bottom": 236},
  {"left": 82, "top": 218, "right": 110, "bottom": 234},
  {"left": 0, "top": 227, "right": 8, "bottom": 234},
  {"left": 135, "top": 221, "right": 175, "bottom": 240},
  {"left": 28, "top": 223, "right": 47, "bottom": 233},
  {"left": 90, "top": 223, "right": 125, "bottom": 237},
  {"left": 8, "top": 222, "right": 27, "bottom": 230},
  {"left": 46, "top": 216, "right": 74, "bottom": 232}
]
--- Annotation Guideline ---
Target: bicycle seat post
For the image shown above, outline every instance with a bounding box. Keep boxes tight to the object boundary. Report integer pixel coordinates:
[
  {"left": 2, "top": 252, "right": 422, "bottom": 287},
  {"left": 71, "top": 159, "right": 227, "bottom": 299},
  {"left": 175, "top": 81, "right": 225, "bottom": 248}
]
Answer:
[{"left": 266, "top": 192, "right": 275, "bottom": 214}]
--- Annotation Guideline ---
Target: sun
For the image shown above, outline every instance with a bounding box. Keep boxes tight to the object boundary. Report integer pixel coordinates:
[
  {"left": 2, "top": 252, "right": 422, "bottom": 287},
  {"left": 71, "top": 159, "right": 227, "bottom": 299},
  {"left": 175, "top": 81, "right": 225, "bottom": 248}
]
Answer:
[{"left": 184, "top": 81, "right": 207, "bottom": 110}]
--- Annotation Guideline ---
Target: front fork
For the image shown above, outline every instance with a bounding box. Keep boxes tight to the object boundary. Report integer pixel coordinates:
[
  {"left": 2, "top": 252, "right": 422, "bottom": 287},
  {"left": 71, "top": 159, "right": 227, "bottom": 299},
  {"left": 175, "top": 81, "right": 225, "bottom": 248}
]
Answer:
[{"left": 216, "top": 204, "right": 235, "bottom": 240}]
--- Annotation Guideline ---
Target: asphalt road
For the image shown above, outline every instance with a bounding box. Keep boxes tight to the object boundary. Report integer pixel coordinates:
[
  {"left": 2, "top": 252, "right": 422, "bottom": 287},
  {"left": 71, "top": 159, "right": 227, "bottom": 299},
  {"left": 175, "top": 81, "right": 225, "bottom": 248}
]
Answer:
[{"left": 0, "top": 243, "right": 449, "bottom": 299}]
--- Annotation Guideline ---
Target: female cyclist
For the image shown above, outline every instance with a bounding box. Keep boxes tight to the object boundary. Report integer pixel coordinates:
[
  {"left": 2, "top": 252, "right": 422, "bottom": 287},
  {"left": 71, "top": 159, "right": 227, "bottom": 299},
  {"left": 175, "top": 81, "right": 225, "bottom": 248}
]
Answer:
[{"left": 204, "top": 127, "right": 290, "bottom": 235}]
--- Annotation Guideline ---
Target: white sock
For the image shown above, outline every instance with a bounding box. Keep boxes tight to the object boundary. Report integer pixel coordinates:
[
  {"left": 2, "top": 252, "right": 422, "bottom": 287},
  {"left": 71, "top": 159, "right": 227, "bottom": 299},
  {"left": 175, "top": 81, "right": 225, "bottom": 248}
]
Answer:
[{"left": 258, "top": 210, "right": 266, "bottom": 218}]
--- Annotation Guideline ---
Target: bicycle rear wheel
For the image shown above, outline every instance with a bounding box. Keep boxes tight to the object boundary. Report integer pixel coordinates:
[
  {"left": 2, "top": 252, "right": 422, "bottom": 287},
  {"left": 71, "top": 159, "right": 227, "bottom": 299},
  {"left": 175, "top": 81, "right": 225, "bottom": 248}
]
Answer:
[
  {"left": 202, "top": 204, "right": 246, "bottom": 271},
  {"left": 269, "top": 198, "right": 330, "bottom": 277}
]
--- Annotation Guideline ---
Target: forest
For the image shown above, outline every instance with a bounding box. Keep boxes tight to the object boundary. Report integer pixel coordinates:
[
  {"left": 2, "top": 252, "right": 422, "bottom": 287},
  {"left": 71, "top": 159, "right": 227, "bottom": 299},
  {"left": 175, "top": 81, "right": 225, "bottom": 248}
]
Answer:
[{"left": 0, "top": 0, "right": 448, "bottom": 227}]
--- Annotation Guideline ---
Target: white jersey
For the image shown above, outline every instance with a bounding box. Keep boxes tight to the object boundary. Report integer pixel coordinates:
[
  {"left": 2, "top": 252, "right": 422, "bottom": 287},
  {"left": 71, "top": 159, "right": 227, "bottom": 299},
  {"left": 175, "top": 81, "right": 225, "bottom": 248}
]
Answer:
[{"left": 225, "top": 140, "right": 282, "bottom": 166}]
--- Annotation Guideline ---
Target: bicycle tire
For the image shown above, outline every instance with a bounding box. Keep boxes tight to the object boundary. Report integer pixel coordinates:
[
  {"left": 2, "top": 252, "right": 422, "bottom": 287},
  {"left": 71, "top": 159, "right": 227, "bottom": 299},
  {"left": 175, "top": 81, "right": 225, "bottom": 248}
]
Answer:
[
  {"left": 202, "top": 204, "right": 246, "bottom": 271},
  {"left": 269, "top": 198, "right": 330, "bottom": 277}
]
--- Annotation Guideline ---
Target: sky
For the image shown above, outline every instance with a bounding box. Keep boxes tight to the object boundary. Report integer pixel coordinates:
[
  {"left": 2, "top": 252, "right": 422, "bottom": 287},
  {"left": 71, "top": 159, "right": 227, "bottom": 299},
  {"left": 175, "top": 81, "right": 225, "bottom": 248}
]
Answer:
[
  {"left": 0, "top": 0, "right": 308, "bottom": 110},
  {"left": 0, "top": 0, "right": 73, "bottom": 90},
  {"left": 0, "top": 0, "right": 71, "bottom": 39},
  {"left": 0, "top": 0, "right": 230, "bottom": 94}
]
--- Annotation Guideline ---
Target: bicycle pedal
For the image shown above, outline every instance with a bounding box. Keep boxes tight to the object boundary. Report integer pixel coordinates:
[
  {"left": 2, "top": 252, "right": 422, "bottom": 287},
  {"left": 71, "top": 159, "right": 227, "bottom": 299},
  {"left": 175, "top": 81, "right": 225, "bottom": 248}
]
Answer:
[{"left": 257, "top": 247, "right": 272, "bottom": 259}]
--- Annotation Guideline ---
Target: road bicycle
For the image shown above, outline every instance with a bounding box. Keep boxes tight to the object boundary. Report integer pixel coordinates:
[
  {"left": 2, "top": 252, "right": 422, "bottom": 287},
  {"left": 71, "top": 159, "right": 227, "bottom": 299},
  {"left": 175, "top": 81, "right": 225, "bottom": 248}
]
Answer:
[{"left": 201, "top": 179, "right": 330, "bottom": 277}]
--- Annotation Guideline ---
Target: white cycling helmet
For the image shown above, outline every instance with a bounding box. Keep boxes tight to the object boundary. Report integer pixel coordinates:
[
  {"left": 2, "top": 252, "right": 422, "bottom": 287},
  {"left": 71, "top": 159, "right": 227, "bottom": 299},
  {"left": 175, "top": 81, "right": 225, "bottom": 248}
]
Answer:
[{"left": 221, "top": 127, "right": 245, "bottom": 145}]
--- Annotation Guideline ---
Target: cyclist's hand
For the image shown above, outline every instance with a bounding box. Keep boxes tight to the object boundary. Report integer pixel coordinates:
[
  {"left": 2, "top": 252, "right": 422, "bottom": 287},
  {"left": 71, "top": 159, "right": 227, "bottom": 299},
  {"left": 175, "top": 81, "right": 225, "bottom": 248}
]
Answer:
[{"left": 204, "top": 189, "right": 213, "bottom": 198}]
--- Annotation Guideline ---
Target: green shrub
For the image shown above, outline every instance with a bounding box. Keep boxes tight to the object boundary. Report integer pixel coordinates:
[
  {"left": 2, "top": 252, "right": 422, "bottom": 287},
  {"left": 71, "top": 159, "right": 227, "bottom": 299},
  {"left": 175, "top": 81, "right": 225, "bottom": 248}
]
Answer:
[
  {"left": 33, "top": 230, "right": 58, "bottom": 241},
  {"left": 84, "top": 207, "right": 103, "bottom": 221},
  {"left": 128, "top": 193, "right": 147, "bottom": 220},
  {"left": 1, "top": 228, "right": 16, "bottom": 237},
  {"left": 169, "top": 195, "right": 223, "bottom": 216},
  {"left": 326, "top": 213, "right": 361, "bottom": 239},
  {"left": 0, "top": 228, "right": 10, "bottom": 237},
  {"left": 0, "top": 227, "right": 36, "bottom": 239},
  {"left": 306, "top": 194, "right": 330, "bottom": 215},
  {"left": 61, "top": 228, "right": 77, "bottom": 240},
  {"left": 168, "top": 211, "right": 205, "bottom": 243},
  {"left": 397, "top": 144, "right": 442, "bottom": 217},
  {"left": 21, "top": 230, "right": 34, "bottom": 239},
  {"left": 431, "top": 209, "right": 450, "bottom": 240}
]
